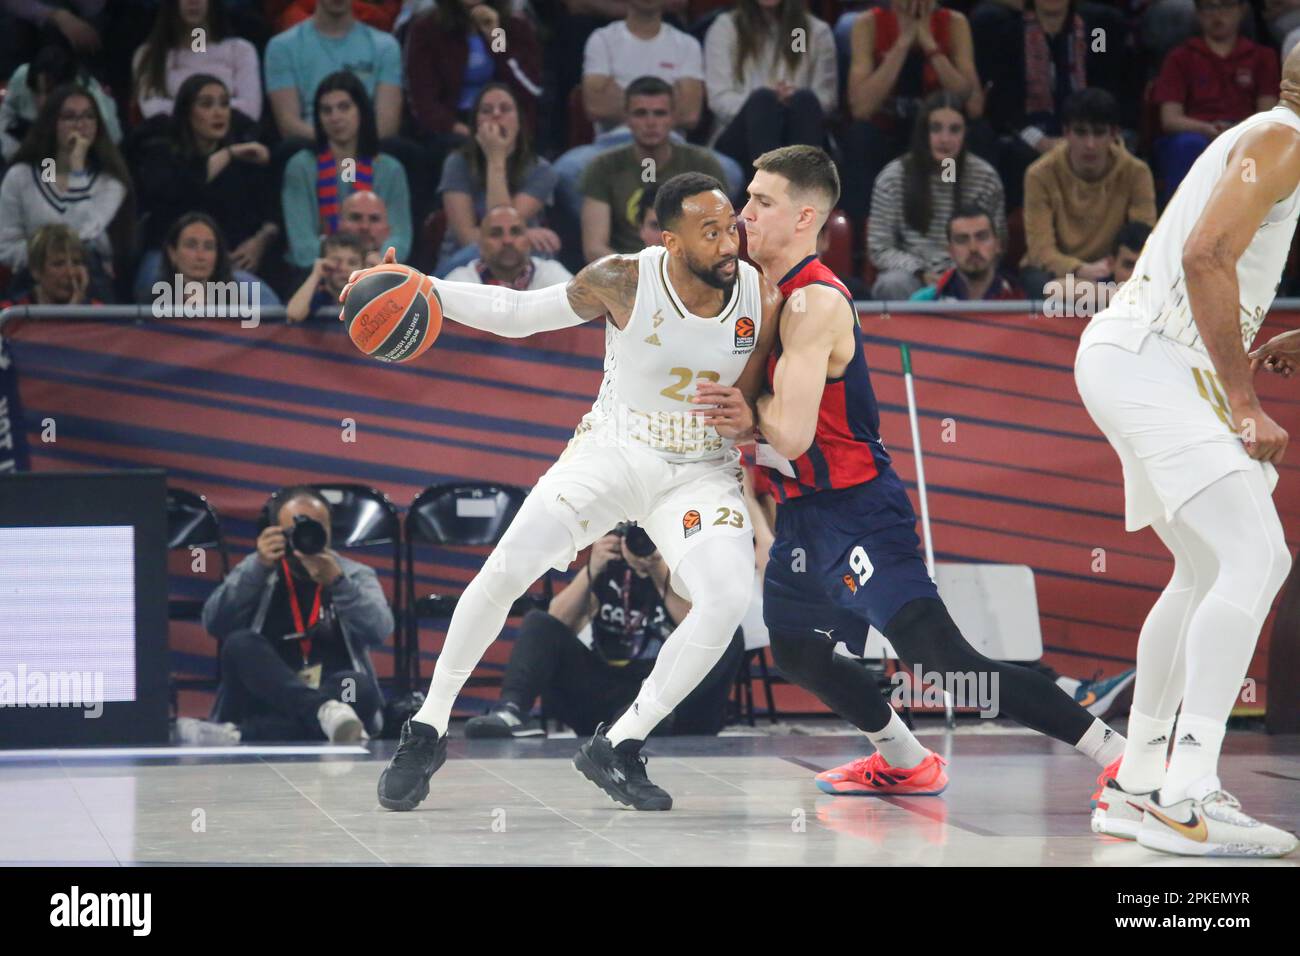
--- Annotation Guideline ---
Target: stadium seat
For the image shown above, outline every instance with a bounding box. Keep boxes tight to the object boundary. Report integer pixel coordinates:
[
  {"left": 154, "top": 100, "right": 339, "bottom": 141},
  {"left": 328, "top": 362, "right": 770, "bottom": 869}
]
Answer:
[
  {"left": 403, "top": 482, "right": 554, "bottom": 689},
  {"left": 822, "top": 208, "right": 853, "bottom": 280},
  {"left": 417, "top": 209, "right": 448, "bottom": 274},
  {"left": 860, "top": 217, "right": 877, "bottom": 290},
  {"left": 166, "top": 487, "right": 231, "bottom": 704},
  {"left": 568, "top": 85, "right": 594, "bottom": 149}
]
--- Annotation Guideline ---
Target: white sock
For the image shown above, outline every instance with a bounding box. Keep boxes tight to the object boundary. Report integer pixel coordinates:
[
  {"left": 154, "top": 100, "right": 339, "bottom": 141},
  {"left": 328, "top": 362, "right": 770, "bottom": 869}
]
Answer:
[
  {"left": 1162, "top": 713, "right": 1226, "bottom": 803},
  {"left": 1115, "top": 708, "right": 1172, "bottom": 793},
  {"left": 865, "top": 710, "right": 929, "bottom": 769},
  {"left": 1074, "top": 718, "right": 1126, "bottom": 766}
]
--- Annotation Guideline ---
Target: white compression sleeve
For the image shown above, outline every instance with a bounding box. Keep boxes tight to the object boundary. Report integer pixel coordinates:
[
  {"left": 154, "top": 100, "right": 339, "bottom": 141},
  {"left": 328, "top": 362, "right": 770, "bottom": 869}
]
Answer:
[{"left": 431, "top": 277, "right": 589, "bottom": 338}]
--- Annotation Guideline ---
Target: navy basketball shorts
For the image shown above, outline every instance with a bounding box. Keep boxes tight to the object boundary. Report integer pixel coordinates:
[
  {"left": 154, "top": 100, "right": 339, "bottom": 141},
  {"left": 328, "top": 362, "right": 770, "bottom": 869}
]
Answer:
[{"left": 762, "top": 468, "right": 939, "bottom": 655}]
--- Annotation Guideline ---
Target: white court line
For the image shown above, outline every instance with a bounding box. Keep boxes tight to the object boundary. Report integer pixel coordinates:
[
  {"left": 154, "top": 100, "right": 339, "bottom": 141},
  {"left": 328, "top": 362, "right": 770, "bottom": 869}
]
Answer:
[
  {"left": 261, "top": 760, "right": 389, "bottom": 866},
  {"left": 0, "top": 745, "right": 369, "bottom": 761}
]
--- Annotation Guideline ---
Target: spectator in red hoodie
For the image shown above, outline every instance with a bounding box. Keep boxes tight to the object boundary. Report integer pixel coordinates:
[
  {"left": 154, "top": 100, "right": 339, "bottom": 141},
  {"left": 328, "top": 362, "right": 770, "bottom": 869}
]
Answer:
[{"left": 1152, "top": 0, "right": 1279, "bottom": 204}]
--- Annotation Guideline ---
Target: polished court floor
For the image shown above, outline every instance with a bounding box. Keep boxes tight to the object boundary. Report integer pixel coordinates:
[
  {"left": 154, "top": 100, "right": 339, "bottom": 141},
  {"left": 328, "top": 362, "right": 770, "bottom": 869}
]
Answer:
[{"left": 2, "top": 725, "right": 1297, "bottom": 866}]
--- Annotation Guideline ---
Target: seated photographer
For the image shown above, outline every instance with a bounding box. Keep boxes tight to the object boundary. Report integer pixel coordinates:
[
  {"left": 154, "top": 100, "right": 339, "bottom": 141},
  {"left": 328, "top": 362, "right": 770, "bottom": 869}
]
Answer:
[
  {"left": 465, "top": 524, "right": 744, "bottom": 739},
  {"left": 190, "top": 486, "right": 392, "bottom": 744}
]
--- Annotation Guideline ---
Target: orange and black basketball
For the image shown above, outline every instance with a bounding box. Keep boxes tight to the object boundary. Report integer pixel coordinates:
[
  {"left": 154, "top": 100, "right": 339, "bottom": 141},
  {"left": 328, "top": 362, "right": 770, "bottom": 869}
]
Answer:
[{"left": 341, "top": 263, "right": 443, "bottom": 363}]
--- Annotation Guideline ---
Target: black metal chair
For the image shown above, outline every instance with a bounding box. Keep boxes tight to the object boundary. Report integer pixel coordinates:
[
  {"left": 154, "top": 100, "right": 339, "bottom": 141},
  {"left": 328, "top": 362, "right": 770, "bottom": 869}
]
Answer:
[
  {"left": 261, "top": 483, "right": 404, "bottom": 685},
  {"left": 732, "top": 644, "right": 778, "bottom": 727},
  {"left": 404, "top": 482, "right": 553, "bottom": 690},
  {"left": 166, "top": 487, "right": 231, "bottom": 706}
]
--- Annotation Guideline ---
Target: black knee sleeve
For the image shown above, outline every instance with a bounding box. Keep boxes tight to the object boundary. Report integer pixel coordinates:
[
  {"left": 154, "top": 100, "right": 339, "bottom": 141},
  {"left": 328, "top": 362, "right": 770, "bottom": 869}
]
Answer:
[{"left": 770, "top": 628, "right": 895, "bottom": 734}]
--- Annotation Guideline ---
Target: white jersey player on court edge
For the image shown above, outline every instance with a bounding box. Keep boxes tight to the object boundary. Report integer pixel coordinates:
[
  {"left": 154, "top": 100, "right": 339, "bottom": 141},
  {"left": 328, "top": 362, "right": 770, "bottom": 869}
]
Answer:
[
  {"left": 1075, "top": 49, "right": 1300, "bottom": 857},
  {"left": 349, "top": 172, "right": 782, "bottom": 811}
]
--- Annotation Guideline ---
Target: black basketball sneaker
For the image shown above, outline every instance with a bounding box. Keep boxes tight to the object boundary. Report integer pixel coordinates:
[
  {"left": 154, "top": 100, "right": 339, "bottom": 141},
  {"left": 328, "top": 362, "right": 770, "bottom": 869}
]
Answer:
[
  {"left": 573, "top": 724, "right": 672, "bottom": 811},
  {"left": 377, "top": 719, "right": 448, "bottom": 811}
]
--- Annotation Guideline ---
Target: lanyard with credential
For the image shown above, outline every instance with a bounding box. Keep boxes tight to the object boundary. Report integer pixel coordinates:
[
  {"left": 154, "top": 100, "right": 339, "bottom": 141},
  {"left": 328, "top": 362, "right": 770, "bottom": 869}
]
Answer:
[{"left": 281, "top": 559, "right": 322, "bottom": 665}]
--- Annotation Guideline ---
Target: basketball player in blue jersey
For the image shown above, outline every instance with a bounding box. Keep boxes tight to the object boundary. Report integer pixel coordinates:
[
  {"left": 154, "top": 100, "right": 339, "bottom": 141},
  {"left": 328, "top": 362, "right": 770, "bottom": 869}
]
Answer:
[
  {"left": 342, "top": 173, "right": 784, "bottom": 812},
  {"left": 696, "top": 146, "right": 1128, "bottom": 801}
]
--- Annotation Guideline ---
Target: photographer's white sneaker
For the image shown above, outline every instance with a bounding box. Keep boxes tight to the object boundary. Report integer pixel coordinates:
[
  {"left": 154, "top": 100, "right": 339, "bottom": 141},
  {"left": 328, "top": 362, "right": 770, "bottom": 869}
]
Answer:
[
  {"left": 174, "top": 718, "right": 241, "bottom": 746},
  {"left": 318, "top": 700, "right": 367, "bottom": 743}
]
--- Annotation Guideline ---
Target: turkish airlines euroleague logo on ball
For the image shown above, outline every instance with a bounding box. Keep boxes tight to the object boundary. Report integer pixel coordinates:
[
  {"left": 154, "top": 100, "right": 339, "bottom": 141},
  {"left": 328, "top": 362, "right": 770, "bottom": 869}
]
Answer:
[
  {"left": 682, "top": 510, "right": 702, "bottom": 538},
  {"left": 734, "top": 316, "right": 755, "bottom": 350}
]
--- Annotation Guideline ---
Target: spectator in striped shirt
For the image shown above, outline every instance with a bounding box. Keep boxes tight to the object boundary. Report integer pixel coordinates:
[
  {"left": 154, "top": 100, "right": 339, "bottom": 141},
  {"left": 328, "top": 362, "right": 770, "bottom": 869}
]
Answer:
[{"left": 867, "top": 90, "right": 1006, "bottom": 300}]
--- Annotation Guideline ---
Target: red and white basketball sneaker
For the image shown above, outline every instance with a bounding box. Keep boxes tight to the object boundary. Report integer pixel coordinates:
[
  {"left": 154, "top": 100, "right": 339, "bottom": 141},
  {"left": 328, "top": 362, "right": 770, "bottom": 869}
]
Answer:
[
  {"left": 815, "top": 750, "right": 948, "bottom": 796},
  {"left": 1090, "top": 758, "right": 1149, "bottom": 840}
]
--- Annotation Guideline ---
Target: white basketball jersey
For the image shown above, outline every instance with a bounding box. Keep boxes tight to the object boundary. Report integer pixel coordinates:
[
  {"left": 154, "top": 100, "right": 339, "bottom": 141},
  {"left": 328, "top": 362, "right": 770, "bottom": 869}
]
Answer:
[
  {"left": 1096, "top": 105, "right": 1300, "bottom": 353},
  {"left": 575, "top": 245, "right": 764, "bottom": 462}
]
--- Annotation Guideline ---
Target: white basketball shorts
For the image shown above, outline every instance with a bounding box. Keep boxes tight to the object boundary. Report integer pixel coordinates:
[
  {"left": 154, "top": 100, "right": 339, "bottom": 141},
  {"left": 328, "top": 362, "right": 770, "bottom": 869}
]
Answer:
[
  {"left": 528, "top": 432, "right": 753, "bottom": 598},
  {"left": 1074, "top": 323, "right": 1279, "bottom": 532}
]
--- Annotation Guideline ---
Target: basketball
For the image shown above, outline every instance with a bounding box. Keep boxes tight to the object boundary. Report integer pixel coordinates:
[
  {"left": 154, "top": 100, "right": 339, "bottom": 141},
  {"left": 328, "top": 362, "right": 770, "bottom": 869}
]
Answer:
[{"left": 341, "top": 263, "right": 443, "bottom": 363}]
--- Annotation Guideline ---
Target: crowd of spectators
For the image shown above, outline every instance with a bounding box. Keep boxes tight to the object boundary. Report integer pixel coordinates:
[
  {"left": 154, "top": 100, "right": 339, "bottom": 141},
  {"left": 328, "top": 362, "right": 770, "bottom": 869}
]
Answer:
[{"left": 0, "top": 0, "right": 1296, "bottom": 312}]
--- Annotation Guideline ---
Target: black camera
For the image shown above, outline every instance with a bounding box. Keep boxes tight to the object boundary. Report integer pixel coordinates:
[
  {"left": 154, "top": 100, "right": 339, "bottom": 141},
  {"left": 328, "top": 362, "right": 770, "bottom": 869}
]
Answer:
[
  {"left": 284, "top": 514, "right": 328, "bottom": 556},
  {"left": 614, "top": 522, "right": 656, "bottom": 558}
]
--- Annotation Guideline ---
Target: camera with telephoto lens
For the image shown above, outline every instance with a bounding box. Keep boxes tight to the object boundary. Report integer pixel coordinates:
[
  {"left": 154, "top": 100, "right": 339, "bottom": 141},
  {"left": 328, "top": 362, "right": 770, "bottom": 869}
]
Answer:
[
  {"left": 284, "top": 514, "right": 328, "bottom": 556},
  {"left": 613, "top": 521, "right": 656, "bottom": 558}
]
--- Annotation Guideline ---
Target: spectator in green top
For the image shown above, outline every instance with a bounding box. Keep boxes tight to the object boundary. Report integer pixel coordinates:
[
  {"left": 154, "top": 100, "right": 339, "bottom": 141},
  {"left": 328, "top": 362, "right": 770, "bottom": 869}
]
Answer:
[
  {"left": 280, "top": 71, "right": 411, "bottom": 271},
  {"left": 579, "top": 76, "right": 726, "bottom": 262}
]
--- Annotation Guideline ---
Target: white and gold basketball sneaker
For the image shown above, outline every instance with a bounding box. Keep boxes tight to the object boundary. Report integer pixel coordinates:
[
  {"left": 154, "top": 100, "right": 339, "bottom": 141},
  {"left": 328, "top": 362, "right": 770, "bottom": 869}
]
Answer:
[{"left": 1137, "top": 781, "right": 1298, "bottom": 858}]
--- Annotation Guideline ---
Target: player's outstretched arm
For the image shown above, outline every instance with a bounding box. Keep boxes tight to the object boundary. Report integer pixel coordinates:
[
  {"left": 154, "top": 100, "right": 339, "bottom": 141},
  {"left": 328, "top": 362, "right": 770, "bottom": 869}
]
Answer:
[
  {"left": 755, "top": 284, "right": 844, "bottom": 460},
  {"left": 1183, "top": 125, "right": 1300, "bottom": 462},
  {"left": 339, "top": 247, "right": 637, "bottom": 339}
]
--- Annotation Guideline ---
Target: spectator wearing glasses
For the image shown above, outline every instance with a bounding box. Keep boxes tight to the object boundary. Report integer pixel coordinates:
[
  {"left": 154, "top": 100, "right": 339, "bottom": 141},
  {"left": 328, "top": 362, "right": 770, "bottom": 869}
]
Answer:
[
  {"left": 1019, "top": 89, "right": 1156, "bottom": 298},
  {"left": 1152, "top": 0, "right": 1279, "bottom": 205},
  {"left": 1, "top": 42, "right": 121, "bottom": 162},
  {"left": 0, "top": 83, "right": 131, "bottom": 289}
]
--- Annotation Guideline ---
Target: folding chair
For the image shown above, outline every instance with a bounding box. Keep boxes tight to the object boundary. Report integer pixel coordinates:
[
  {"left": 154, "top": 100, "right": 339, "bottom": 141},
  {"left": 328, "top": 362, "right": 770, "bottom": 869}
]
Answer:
[
  {"left": 404, "top": 482, "right": 554, "bottom": 690},
  {"left": 166, "top": 487, "right": 231, "bottom": 707}
]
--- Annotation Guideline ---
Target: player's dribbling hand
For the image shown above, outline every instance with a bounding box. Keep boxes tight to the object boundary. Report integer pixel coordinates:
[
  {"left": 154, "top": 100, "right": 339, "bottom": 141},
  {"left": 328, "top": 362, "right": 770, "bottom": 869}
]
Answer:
[
  {"left": 338, "top": 246, "right": 399, "bottom": 311},
  {"left": 1234, "top": 403, "right": 1288, "bottom": 464},
  {"left": 692, "top": 382, "right": 755, "bottom": 439}
]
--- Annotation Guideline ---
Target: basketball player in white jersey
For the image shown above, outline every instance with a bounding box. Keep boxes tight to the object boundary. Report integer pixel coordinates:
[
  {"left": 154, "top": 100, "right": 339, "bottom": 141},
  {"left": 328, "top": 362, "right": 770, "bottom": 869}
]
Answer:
[
  {"left": 1076, "top": 48, "right": 1300, "bottom": 856},
  {"left": 347, "top": 172, "right": 783, "bottom": 811}
]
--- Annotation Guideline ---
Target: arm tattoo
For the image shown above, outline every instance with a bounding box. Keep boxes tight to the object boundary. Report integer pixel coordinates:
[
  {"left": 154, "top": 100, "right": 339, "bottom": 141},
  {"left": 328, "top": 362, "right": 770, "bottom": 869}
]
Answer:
[{"left": 565, "top": 254, "right": 640, "bottom": 320}]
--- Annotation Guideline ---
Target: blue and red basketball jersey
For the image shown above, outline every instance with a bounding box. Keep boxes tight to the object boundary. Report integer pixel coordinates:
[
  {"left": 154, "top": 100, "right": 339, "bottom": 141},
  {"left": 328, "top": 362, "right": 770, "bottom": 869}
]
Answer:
[{"left": 760, "top": 255, "right": 892, "bottom": 502}]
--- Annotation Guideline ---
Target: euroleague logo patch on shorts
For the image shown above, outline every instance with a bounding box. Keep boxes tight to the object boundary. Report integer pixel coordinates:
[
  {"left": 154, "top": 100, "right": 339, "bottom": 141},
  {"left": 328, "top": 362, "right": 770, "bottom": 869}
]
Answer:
[
  {"left": 842, "top": 573, "right": 858, "bottom": 594},
  {"left": 733, "top": 316, "right": 755, "bottom": 351},
  {"left": 683, "top": 510, "right": 702, "bottom": 538}
]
